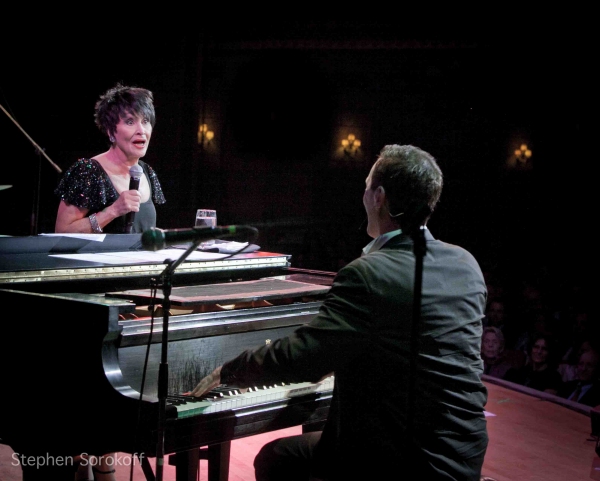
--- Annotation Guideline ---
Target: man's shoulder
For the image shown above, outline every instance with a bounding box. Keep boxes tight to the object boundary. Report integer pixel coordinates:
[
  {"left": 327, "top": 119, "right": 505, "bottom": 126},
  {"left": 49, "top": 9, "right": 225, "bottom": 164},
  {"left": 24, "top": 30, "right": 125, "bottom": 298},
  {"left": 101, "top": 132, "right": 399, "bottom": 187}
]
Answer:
[
  {"left": 433, "top": 239, "right": 483, "bottom": 267},
  {"left": 341, "top": 247, "right": 412, "bottom": 277}
]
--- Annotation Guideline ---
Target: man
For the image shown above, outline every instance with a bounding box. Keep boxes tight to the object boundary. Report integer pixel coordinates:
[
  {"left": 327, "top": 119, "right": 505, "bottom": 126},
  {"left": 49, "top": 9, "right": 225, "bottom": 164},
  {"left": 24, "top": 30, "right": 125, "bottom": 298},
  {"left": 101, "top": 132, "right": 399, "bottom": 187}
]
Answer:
[
  {"left": 187, "top": 144, "right": 489, "bottom": 480},
  {"left": 558, "top": 348, "right": 600, "bottom": 407}
]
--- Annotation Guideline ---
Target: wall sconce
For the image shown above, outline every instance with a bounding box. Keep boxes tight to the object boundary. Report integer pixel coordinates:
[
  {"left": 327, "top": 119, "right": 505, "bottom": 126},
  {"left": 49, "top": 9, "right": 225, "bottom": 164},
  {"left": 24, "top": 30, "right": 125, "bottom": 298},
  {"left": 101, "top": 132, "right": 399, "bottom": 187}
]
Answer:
[
  {"left": 341, "top": 134, "right": 361, "bottom": 156},
  {"left": 197, "top": 123, "right": 214, "bottom": 146},
  {"left": 514, "top": 143, "right": 532, "bottom": 163}
]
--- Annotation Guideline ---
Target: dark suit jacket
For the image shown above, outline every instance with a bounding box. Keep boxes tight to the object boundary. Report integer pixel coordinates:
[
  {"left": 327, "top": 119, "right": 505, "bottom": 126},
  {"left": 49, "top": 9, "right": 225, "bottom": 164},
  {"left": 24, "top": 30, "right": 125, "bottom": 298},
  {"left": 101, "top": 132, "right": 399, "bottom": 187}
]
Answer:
[
  {"left": 558, "top": 379, "right": 600, "bottom": 407},
  {"left": 221, "top": 229, "right": 489, "bottom": 479}
]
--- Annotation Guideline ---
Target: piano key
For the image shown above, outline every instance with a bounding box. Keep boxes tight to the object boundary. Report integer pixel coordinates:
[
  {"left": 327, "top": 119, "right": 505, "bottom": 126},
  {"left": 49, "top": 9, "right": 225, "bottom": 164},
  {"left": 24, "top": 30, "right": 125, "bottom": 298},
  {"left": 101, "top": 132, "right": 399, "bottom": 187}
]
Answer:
[{"left": 172, "top": 376, "right": 334, "bottom": 418}]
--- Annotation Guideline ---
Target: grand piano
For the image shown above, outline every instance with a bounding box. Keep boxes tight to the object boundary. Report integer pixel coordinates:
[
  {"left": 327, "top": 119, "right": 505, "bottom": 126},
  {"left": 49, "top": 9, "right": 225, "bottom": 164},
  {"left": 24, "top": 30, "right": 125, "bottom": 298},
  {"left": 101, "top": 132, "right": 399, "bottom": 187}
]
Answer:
[{"left": 0, "top": 233, "right": 336, "bottom": 481}]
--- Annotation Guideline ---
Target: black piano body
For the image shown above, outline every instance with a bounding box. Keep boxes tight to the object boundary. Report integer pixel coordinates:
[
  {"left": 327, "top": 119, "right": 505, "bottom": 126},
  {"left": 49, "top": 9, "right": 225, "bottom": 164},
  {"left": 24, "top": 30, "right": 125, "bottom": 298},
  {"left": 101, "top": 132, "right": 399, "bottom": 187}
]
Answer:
[{"left": 0, "top": 234, "right": 335, "bottom": 480}]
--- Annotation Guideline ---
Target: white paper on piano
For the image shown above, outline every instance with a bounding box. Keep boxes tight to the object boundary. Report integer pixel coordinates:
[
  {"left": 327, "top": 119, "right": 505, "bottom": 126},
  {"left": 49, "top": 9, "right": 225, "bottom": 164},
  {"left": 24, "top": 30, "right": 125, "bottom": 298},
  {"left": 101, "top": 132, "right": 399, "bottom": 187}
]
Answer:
[
  {"left": 49, "top": 249, "right": 229, "bottom": 264},
  {"left": 172, "top": 240, "right": 259, "bottom": 254},
  {"left": 40, "top": 232, "right": 107, "bottom": 241}
]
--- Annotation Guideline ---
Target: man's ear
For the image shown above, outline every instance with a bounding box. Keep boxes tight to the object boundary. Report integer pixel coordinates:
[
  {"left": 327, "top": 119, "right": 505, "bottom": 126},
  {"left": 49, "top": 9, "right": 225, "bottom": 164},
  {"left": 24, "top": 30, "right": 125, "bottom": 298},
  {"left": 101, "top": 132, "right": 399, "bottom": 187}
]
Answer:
[{"left": 374, "top": 185, "right": 385, "bottom": 207}]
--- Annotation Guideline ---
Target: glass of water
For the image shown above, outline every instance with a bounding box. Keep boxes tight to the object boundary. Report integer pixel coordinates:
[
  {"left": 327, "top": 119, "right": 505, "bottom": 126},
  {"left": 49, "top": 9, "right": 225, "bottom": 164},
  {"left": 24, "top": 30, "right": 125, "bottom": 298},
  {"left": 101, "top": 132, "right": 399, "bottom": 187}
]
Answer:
[{"left": 195, "top": 209, "right": 217, "bottom": 247}]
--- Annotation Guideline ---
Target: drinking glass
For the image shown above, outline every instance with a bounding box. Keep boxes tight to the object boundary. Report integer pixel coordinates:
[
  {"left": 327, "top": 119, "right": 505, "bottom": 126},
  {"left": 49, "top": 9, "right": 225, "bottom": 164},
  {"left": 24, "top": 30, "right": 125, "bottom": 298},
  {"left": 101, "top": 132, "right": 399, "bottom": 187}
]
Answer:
[{"left": 195, "top": 209, "right": 217, "bottom": 247}]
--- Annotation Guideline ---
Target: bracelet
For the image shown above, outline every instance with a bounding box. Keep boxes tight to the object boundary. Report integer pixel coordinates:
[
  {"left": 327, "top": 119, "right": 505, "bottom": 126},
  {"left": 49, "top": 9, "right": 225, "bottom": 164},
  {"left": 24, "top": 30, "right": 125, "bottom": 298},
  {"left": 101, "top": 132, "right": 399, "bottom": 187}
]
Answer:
[{"left": 89, "top": 213, "right": 103, "bottom": 233}]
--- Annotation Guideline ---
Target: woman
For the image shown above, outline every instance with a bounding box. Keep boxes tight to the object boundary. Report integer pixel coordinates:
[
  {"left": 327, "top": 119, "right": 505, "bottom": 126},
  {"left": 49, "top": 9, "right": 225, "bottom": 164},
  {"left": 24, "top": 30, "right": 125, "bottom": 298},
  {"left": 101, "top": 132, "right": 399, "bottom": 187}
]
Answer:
[
  {"left": 481, "top": 326, "right": 515, "bottom": 379},
  {"left": 55, "top": 83, "right": 166, "bottom": 234},
  {"left": 55, "top": 84, "right": 166, "bottom": 481},
  {"left": 505, "top": 333, "right": 562, "bottom": 394}
]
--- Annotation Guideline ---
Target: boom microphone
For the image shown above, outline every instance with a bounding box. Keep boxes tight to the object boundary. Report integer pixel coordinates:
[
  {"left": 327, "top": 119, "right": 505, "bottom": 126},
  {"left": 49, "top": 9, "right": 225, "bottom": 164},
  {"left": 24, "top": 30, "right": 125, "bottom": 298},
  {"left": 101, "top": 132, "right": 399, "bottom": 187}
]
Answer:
[
  {"left": 124, "top": 164, "right": 144, "bottom": 233},
  {"left": 141, "top": 225, "right": 258, "bottom": 251}
]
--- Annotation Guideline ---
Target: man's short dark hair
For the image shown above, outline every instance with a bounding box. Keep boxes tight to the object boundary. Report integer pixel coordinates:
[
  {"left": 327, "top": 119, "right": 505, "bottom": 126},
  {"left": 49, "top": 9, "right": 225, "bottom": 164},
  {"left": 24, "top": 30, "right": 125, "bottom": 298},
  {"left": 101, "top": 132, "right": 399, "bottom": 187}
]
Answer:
[{"left": 371, "top": 144, "right": 443, "bottom": 228}]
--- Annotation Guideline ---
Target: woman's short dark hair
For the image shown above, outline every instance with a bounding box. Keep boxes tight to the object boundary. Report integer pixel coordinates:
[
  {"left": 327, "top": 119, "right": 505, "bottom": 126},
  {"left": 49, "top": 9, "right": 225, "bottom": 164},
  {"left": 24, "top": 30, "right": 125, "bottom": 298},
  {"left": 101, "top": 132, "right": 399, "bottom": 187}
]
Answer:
[{"left": 94, "top": 83, "right": 156, "bottom": 138}]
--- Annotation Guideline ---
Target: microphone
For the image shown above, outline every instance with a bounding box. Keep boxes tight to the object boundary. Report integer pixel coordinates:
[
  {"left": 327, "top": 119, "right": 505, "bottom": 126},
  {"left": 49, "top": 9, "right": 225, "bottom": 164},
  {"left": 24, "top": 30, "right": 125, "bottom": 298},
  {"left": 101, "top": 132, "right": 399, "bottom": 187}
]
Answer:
[
  {"left": 141, "top": 225, "right": 259, "bottom": 251},
  {"left": 124, "top": 164, "right": 144, "bottom": 233}
]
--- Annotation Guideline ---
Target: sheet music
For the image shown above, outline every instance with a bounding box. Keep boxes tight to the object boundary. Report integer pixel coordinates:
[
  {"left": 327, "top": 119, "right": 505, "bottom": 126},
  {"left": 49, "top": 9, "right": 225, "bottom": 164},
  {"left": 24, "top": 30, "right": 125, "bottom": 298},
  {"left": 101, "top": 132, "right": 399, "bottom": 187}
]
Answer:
[
  {"left": 40, "top": 233, "right": 107, "bottom": 241},
  {"left": 49, "top": 249, "right": 229, "bottom": 265}
]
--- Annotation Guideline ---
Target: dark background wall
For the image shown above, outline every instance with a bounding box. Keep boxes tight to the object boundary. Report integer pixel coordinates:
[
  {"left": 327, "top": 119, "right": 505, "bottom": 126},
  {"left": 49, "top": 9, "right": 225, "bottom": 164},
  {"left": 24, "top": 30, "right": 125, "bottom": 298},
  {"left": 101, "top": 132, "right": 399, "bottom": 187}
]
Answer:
[{"left": 0, "top": 24, "right": 591, "bottom": 285}]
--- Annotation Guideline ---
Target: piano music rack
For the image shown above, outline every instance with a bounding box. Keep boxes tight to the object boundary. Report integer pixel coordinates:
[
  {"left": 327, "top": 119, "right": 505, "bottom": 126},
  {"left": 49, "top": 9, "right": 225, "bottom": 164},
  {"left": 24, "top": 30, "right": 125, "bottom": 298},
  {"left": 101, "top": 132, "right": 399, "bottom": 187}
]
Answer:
[{"left": 108, "top": 277, "right": 331, "bottom": 307}]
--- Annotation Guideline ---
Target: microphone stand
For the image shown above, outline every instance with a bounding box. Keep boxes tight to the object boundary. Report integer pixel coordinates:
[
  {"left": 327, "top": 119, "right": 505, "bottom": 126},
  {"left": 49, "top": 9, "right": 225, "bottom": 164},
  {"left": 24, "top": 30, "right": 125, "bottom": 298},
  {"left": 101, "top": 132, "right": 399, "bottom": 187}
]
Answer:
[
  {"left": 152, "top": 239, "right": 204, "bottom": 481},
  {"left": 407, "top": 225, "right": 427, "bottom": 442},
  {"left": 0, "top": 103, "right": 62, "bottom": 235}
]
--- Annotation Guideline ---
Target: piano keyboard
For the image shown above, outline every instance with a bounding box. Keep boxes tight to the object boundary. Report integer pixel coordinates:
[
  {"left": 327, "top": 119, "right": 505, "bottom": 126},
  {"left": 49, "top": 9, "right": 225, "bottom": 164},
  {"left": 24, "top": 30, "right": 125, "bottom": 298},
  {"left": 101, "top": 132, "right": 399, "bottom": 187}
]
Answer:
[{"left": 169, "top": 376, "right": 335, "bottom": 418}]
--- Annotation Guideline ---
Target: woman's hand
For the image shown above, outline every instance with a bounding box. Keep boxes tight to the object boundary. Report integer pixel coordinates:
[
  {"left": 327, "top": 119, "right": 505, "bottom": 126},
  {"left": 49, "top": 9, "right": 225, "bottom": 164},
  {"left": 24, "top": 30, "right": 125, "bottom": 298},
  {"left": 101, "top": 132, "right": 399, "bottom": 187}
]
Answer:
[{"left": 110, "top": 189, "right": 141, "bottom": 217}]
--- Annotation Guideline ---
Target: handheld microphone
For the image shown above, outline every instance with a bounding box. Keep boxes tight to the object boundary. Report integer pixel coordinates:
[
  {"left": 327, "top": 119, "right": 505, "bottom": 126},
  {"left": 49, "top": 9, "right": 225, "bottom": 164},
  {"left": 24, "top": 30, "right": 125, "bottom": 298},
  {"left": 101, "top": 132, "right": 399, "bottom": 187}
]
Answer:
[
  {"left": 141, "top": 225, "right": 259, "bottom": 251},
  {"left": 124, "top": 164, "right": 144, "bottom": 233}
]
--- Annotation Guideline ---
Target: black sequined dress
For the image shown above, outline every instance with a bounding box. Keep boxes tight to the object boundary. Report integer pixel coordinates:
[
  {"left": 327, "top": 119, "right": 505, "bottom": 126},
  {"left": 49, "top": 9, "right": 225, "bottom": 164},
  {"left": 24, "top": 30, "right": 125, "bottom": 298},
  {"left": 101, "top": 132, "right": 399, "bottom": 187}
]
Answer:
[{"left": 54, "top": 158, "right": 166, "bottom": 233}]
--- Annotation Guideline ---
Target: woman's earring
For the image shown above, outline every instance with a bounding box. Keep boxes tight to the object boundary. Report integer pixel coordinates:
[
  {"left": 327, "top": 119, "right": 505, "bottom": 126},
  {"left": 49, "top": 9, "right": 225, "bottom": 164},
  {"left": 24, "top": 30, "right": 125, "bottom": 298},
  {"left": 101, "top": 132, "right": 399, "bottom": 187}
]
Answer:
[{"left": 109, "top": 135, "right": 115, "bottom": 143}]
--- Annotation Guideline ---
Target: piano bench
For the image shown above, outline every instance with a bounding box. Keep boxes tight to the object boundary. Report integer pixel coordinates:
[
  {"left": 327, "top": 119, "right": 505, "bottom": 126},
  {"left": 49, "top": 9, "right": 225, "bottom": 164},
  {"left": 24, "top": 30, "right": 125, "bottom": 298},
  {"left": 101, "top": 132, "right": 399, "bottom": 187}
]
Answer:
[{"left": 168, "top": 442, "right": 231, "bottom": 481}]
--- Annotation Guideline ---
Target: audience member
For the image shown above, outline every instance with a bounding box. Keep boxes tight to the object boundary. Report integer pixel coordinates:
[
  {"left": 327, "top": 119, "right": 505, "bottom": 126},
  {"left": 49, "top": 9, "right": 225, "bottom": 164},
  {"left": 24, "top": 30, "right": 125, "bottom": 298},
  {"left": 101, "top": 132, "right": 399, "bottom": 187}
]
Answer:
[
  {"left": 557, "top": 349, "right": 600, "bottom": 407},
  {"left": 482, "top": 297, "right": 508, "bottom": 333},
  {"left": 511, "top": 307, "right": 556, "bottom": 363},
  {"left": 504, "top": 333, "right": 562, "bottom": 394},
  {"left": 481, "top": 326, "right": 522, "bottom": 379},
  {"left": 558, "top": 337, "right": 596, "bottom": 383}
]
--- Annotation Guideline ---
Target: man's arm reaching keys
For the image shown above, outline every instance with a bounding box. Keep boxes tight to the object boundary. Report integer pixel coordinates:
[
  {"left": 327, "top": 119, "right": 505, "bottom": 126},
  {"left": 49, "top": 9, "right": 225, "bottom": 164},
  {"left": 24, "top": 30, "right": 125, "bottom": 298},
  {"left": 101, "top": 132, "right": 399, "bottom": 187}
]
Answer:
[{"left": 184, "top": 366, "right": 222, "bottom": 397}]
